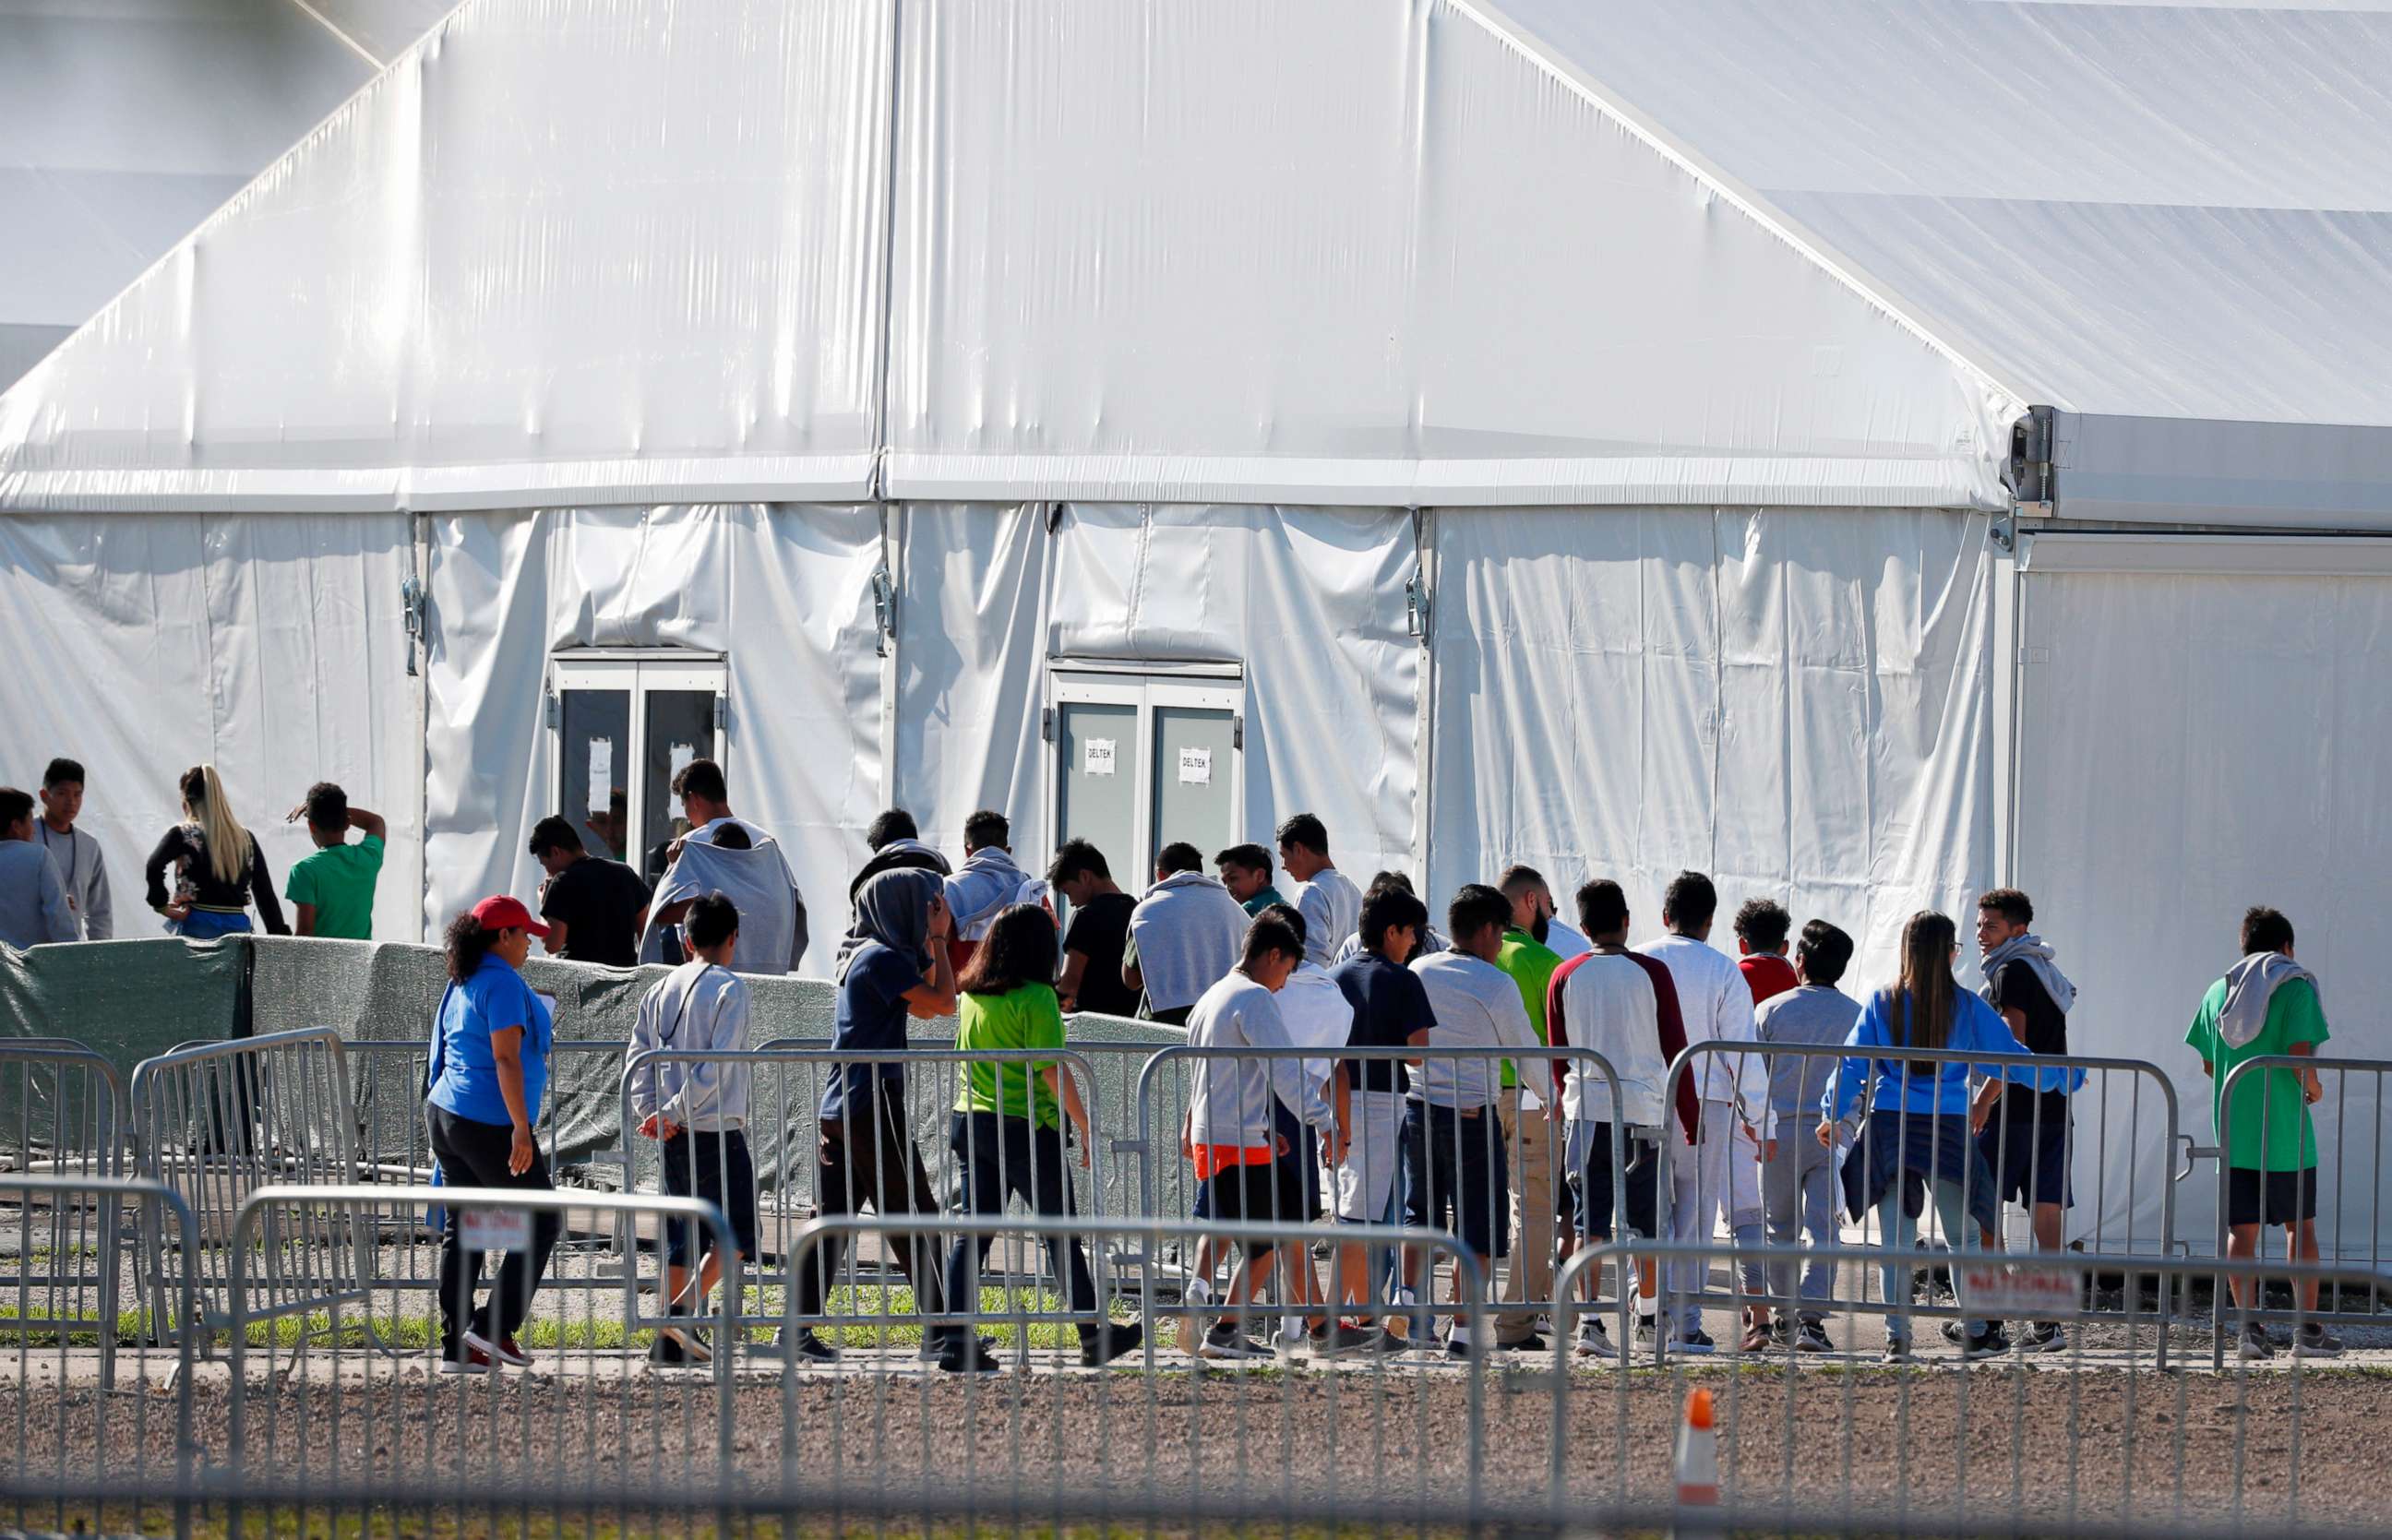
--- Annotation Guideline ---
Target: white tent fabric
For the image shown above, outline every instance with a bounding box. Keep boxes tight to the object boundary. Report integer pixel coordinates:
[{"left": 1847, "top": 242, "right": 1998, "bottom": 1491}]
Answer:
[
  {"left": 421, "top": 505, "right": 883, "bottom": 968},
  {"left": 0, "top": 0, "right": 384, "bottom": 392},
  {"left": 0, "top": 510, "right": 423, "bottom": 938},
  {"left": 894, "top": 504, "right": 1421, "bottom": 883},
  {"left": 0, "top": 0, "right": 2019, "bottom": 513},
  {"left": 1497, "top": 0, "right": 2392, "bottom": 529},
  {"left": 0, "top": 0, "right": 892, "bottom": 512},
  {"left": 2015, "top": 531, "right": 2391, "bottom": 1257},
  {"left": 1428, "top": 506, "right": 1997, "bottom": 984}
]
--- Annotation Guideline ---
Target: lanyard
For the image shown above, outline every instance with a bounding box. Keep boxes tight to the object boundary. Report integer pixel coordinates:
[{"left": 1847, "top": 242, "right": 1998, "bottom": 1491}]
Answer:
[{"left": 657, "top": 963, "right": 719, "bottom": 1046}]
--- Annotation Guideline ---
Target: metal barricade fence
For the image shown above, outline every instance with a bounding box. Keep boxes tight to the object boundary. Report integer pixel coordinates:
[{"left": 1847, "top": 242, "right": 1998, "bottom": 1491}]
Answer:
[
  {"left": 223, "top": 1182, "right": 736, "bottom": 1531},
  {"left": 0, "top": 1174, "right": 194, "bottom": 1537},
  {"left": 0, "top": 1041, "right": 133, "bottom": 1379},
  {"left": 2211, "top": 1054, "right": 2391, "bottom": 1362},
  {"left": 1132, "top": 1045, "right": 1623, "bottom": 1334},
  {"left": 620, "top": 1046, "right": 1115, "bottom": 1331},
  {"left": 1549, "top": 1239, "right": 2382, "bottom": 1534},
  {"left": 342, "top": 1038, "right": 649, "bottom": 1306},
  {"left": 0, "top": 1038, "right": 128, "bottom": 1177},
  {"left": 1656, "top": 1038, "right": 2184, "bottom": 1355},
  {"left": 128, "top": 1028, "right": 366, "bottom": 1344},
  {"left": 777, "top": 1212, "right": 1489, "bottom": 1529}
]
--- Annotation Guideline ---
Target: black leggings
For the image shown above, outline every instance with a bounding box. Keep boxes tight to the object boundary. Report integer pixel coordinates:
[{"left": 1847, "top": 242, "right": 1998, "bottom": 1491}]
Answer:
[
  {"left": 426, "top": 1104, "right": 563, "bottom": 1351},
  {"left": 794, "top": 1078, "right": 946, "bottom": 1319},
  {"left": 937, "top": 1111, "right": 1099, "bottom": 1346}
]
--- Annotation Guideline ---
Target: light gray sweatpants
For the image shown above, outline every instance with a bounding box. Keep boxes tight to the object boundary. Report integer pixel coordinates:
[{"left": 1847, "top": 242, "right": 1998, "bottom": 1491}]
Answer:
[{"left": 1761, "top": 1133, "right": 1837, "bottom": 1323}]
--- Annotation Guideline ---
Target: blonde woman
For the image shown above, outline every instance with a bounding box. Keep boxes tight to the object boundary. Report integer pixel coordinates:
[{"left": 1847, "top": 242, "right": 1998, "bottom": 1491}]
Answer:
[{"left": 142, "top": 766, "right": 288, "bottom": 937}]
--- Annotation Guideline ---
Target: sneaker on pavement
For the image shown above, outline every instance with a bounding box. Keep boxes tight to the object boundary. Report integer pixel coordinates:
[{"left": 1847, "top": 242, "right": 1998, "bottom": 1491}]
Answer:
[
  {"left": 656, "top": 1319, "right": 712, "bottom": 1365},
  {"left": 464, "top": 1328, "right": 531, "bottom": 1368},
  {"left": 2294, "top": 1324, "right": 2345, "bottom": 1359},
  {"left": 1793, "top": 1321, "right": 1835, "bottom": 1354},
  {"left": 788, "top": 1329, "right": 839, "bottom": 1364},
  {"left": 1199, "top": 1324, "right": 1271, "bottom": 1361},
  {"left": 2019, "top": 1321, "right": 2067, "bottom": 1355},
  {"left": 1960, "top": 1325, "right": 2012, "bottom": 1362},
  {"left": 1081, "top": 1321, "right": 1146, "bottom": 1367},
  {"left": 1634, "top": 1315, "right": 1658, "bottom": 1345},
  {"left": 1740, "top": 1323, "right": 1774, "bottom": 1353},
  {"left": 938, "top": 1338, "right": 1005, "bottom": 1376},
  {"left": 1310, "top": 1322, "right": 1392, "bottom": 1357},
  {"left": 1667, "top": 1327, "right": 1716, "bottom": 1355},
  {"left": 1575, "top": 1319, "right": 1618, "bottom": 1359},
  {"left": 2238, "top": 1323, "right": 2278, "bottom": 1362},
  {"left": 648, "top": 1334, "right": 688, "bottom": 1367},
  {"left": 1939, "top": 1319, "right": 1969, "bottom": 1345},
  {"left": 1494, "top": 1332, "right": 1548, "bottom": 1354},
  {"left": 1883, "top": 1337, "right": 1913, "bottom": 1365},
  {"left": 438, "top": 1344, "right": 494, "bottom": 1375},
  {"left": 1174, "top": 1308, "right": 1203, "bottom": 1358}
]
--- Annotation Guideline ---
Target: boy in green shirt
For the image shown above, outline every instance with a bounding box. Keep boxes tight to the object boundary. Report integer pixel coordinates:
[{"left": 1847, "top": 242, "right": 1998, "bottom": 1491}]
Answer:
[
  {"left": 284, "top": 782, "right": 386, "bottom": 939},
  {"left": 2186, "top": 905, "right": 2337, "bottom": 1359},
  {"left": 1490, "top": 866, "right": 1565, "bottom": 1349}
]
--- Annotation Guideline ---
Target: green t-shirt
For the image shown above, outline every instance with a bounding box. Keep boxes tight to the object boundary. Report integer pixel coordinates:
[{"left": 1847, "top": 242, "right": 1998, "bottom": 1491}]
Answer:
[
  {"left": 1240, "top": 885, "right": 1288, "bottom": 918},
  {"left": 2187, "top": 974, "right": 2328, "bottom": 1172},
  {"left": 1492, "top": 926, "right": 1561, "bottom": 1088},
  {"left": 286, "top": 834, "right": 385, "bottom": 941},
  {"left": 954, "top": 982, "right": 1067, "bottom": 1128}
]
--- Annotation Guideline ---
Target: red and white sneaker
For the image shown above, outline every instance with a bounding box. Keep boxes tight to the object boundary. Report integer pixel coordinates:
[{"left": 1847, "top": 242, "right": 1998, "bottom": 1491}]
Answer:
[{"left": 464, "top": 1329, "right": 532, "bottom": 1369}]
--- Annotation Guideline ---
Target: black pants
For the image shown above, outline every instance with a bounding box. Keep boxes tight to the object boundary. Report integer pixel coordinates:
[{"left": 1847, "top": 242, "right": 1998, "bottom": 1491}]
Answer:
[
  {"left": 937, "top": 1111, "right": 1099, "bottom": 1347},
  {"left": 795, "top": 1077, "right": 946, "bottom": 1318},
  {"left": 426, "top": 1104, "right": 563, "bottom": 1352}
]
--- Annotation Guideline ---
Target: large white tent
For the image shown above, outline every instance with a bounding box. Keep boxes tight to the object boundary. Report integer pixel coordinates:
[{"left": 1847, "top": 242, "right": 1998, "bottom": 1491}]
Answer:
[
  {"left": 0, "top": 0, "right": 456, "bottom": 392},
  {"left": 0, "top": 0, "right": 2383, "bottom": 1255}
]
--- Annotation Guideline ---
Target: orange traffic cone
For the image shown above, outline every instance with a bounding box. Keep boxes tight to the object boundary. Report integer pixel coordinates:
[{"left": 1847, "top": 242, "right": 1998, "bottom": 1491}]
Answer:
[{"left": 1675, "top": 1386, "right": 1720, "bottom": 1509}]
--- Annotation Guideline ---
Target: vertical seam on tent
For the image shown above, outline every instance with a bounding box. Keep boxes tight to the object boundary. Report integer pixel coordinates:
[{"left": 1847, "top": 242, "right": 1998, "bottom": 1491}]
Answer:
[
  {"left": 867, "top": 0, "right": 906, "bottom": 500},
  {"left": 1778, "top": 522, "right": 1794, "bottom": 892},
  {"left": 197, "top": 514, "right": 224, "bottom": 772},
  {"left": 1714, "top": 512, "right": 1727, "bottom": 875}
]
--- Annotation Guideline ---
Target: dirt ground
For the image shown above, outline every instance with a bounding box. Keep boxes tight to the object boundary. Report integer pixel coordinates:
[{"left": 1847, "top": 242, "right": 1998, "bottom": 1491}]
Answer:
[{"left": 3, "top": 1353, "right": 2385, "bottom": 1534}]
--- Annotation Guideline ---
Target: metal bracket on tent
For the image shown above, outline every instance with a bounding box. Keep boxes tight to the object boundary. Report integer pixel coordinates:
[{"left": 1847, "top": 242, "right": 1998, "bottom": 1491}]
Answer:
[
  {"left": 869, "top": 566, "right": 894, "bottom": 657},
  {"left": 2008, "top": 404, "right": 2057, "bottom": 518},
  {"left": 399, "top": 576, "right": 426, "bottom": 676},
  {"left": 1233, "top": 714, "right": 1245, "bottom": 751},
  {"left": 1405, "top": 572, "right": 1432, "bottom": 643},
  {"left": 1040, "top": 707, "right": 1056, "bottom": 744}
]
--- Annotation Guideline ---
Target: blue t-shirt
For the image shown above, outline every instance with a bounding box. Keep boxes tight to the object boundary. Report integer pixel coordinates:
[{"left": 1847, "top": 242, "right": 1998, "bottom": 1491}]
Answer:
[
  {"left": 427, "top": 954, "right": 555, "bottom": 1128},
  {"left": 821, "top": 941, "right": 922, "bottom": 1121},
  {"left": 1330, "top": 951, "right": 1435, "bottom": 1095}
]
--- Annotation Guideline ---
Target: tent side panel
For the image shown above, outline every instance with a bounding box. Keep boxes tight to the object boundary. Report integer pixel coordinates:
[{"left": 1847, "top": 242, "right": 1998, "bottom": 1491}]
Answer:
[
  {"left": 422, "top": 505, "right": 881, "bottom": 973},
  {"left": 893, "top": 503, "right": 1420, "bottom": 886},
  {"left": 0, "top": 510, "right": 419, "bottom": 941},
  {"left": 2016, "top": 542, "right": 2392, "bottom": 1257},
  {"left": 1429, "top": 507, "right": 1996, "bottom": 981}
]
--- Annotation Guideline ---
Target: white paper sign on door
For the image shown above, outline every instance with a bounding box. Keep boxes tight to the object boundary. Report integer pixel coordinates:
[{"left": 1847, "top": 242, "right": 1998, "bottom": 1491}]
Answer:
[
  {"left": 1083, "top": 738, "right": 1117, "bottom": 777},
  {"left": 586, "top": 739, "right": 614, "bottom": 813},
  {"left": 669, "top": 741, "right": 697, "bottom": 782},
  {"left": 1178, "top": 746, "right": 1213, "bottom": 785}
]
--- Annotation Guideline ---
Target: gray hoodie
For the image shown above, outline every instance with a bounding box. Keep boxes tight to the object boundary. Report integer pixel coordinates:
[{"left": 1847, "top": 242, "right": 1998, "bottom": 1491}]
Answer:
[
  {"left": 2219, "top": 951, "right": 2322, "bottom": 1048},
  {"left": 1127, "top": 871, "right": 1250, "bottom": 1013}
]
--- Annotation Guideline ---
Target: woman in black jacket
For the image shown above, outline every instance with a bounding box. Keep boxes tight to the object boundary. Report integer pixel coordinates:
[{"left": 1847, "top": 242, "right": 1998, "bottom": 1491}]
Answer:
[{"left": 143, "top": 765, "right": 287, "bottom": 938}]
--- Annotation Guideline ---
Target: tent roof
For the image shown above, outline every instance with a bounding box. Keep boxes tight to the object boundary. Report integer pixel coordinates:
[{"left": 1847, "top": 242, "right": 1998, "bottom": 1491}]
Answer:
[
  {"left": 0, "top": 0, "right": 452, "bottom": 395},
  {"left": 4, "top": 0, "right": 2386, "bottom": 522},
  {"left": 1501, "top": 0, "right": 2392, "bottom": 430}
]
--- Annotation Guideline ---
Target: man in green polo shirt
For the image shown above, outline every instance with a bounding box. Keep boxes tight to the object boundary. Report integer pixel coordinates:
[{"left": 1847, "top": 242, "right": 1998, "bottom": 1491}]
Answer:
[
  {"left": 1214, "top": 842, "right": 1286, "bottom": 917},
  {"left": 2187, "top": 904, "right": 2337, "bottom": 1360},
  {"left": 284, "top": 782, "right": 386, "bottom": 940},
  {"left": 1490, "top": 873, "right": 1564, "bottom": 1350}
]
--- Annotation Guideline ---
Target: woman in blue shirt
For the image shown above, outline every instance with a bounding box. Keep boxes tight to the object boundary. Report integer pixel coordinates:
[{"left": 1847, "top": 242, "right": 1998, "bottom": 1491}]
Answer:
[
  {"left": 1818, "top": 911, "right": 2063, "bottom": 1362},
  {"left": 425, "top": 894, "right": 559, "bottom": 1374}
]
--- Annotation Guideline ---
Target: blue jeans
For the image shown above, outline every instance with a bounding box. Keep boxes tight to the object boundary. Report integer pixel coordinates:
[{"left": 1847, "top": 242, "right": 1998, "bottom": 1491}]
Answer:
[
  {"left": 169, "top": 910, "right": 252, "bottom": 941},
  {"left": 1875, "top": 1177, "right": 1988, "bottom": 1343}
]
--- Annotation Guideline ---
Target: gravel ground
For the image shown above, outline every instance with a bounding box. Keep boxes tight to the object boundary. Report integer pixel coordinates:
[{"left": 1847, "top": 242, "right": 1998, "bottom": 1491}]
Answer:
[{"left": 2, "top": 1350, "right": 2386, "bottom": 1534}]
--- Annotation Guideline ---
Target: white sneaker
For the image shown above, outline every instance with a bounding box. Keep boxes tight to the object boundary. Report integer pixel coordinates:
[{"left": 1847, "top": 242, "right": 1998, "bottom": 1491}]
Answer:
[{"left": 1575, "top": 1319, "right": 1619, "bottom": 1359}]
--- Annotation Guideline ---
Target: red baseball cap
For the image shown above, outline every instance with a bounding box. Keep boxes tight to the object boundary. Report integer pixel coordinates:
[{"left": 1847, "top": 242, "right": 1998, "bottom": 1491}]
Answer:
[{"left": 471, "top": 894, "right": 550, "bottom": 938}]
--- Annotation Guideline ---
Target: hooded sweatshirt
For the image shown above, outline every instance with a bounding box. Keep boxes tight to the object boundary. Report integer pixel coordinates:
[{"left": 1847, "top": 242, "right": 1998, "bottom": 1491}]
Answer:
[
  {"left": 944, "top": 846, "right": 1049, "bottom": 941},
  {"left": 1979, "top": 932, "right": 2078, "bottom": 1015},
  {"left": 823, "top": 867, "right": 941, "bottom": 1121},
  {"left": 1127, "top": 870, "right": 1250, "bottom": 1014},
  {"left": 2219, "top": 951, "right": 2321, "bottom": 1048},
  {"left": 849, "top": 838, "right": 951, "bottom": 909}
]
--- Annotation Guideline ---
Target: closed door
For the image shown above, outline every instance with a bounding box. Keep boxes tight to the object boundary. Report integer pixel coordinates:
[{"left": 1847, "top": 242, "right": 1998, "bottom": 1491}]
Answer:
[
  {"left": 1056, "top": 700, "right": 1140, "bottom": 920},
  {"left": 557, "top": 687, "right": 633, "bottom": 861},
  {"left": 1152, "top": 704, "right": 1237, "bottom": 862}
]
